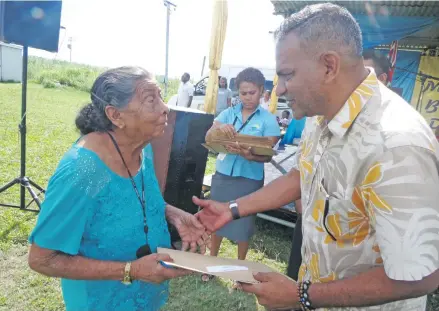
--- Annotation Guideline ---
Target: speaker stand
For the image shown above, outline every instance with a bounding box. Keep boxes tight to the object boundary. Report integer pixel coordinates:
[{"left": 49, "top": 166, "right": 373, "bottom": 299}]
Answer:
[{"left": 0, "top": 46, "right": 45, "bottom": 212}]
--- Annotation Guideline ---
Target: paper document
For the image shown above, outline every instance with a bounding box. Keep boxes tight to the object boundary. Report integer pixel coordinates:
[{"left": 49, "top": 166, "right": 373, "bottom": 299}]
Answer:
[
  {"left": 157, "top": 247, "right": 275, "bottom": 284},
  {"left": 206, "top": 265, "right": 249, "bottom": 273}
]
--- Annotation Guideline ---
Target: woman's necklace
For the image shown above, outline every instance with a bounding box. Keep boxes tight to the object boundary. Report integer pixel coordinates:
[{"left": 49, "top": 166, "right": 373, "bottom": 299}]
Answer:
[{"left": 106, "top": 132, "right": 148, "bottom": 235}]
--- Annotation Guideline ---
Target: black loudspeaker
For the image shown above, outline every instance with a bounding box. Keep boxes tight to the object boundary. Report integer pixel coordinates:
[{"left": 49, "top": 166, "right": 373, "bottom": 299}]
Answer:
[
  {"left": 151, "top": 107, "right": 214, "bottom": 241},
  {"left": 0, "top": 1, "right": 62, "bottom": 52}
]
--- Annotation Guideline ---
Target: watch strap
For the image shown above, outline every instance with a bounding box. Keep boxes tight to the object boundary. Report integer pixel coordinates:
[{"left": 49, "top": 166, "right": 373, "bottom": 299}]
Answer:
[{"left": 229, "top": 200, "right": 240, "bottom": 220}]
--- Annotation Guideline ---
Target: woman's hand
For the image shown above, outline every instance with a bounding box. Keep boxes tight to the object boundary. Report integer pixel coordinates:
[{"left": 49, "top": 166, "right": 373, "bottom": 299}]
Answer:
[
  {"left": 225, "top": 142, "right": 254, "bottom": 161},
  {"left": 166, "top": 205, "right": 211, "bottom": 254},
  {"left": 173, "top": 210, "right": 211, "bottom": 254},
  {"left": 131, "top": 253, "right": 192, "bottom": 284},
  {"left": 219, "top": 124, "right": 237, "bottom": 139}
]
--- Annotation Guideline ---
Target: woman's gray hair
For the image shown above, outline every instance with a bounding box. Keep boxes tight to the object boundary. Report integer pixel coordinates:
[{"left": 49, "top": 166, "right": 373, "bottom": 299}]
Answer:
[{"left": 75, "top": 66, "right": 153, "bottom": 135}]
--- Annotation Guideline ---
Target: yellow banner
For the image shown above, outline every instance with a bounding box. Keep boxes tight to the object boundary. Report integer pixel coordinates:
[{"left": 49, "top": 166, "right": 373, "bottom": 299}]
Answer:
[{"left": 410, "top": 56, "right": 439, "bottom": 131}]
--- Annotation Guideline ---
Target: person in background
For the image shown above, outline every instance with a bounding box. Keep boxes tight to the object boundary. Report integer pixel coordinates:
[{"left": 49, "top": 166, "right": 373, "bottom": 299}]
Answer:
[
  {"left": 363, "top": 49, "right": 391, "bottom": 85},
  {"left": 260, "top": 90, "right": 271, "bottom": 110},
  {"left": 176, "top": 72, "right": 194, "bottom": 108},
  {"left": 279, "top": 110, "right": 291, "bottom": 128},
  {"left": 201, "top": 67, "right": 280, "bottom": 288},
  {"left": 28, "top": 67, "right": 210, "bottom": 311},
  {"left": 215, "top": 76, "right": 232, "bottom": 116},
  {"left": 194, "top": 3, "right": 439, "bottom": 310}
]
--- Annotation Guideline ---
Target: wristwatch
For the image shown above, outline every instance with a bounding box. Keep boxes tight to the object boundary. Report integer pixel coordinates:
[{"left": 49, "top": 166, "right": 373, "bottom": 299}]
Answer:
[
  {"left": 122, "top": 262, "right": 132, "bottom": 285},
  {"left": 229, "top": 200, "right": 241, "bottom": 220}
]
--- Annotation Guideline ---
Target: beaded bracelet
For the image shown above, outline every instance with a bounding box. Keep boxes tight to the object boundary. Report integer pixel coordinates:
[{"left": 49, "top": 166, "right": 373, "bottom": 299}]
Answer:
[{"left": 297, "top": 280, "right": 315, "bottom": 310}]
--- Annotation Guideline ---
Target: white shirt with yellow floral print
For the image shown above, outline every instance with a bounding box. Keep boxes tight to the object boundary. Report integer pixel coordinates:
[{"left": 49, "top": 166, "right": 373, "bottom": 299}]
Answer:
[{"left": 294, "top": 69, "right": 439, "bottom": 311}]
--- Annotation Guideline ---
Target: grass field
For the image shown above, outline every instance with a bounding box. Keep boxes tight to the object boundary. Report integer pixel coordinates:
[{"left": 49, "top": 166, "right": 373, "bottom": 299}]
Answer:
[
  {"left": 0, "top": 79, "right": 437, "bottom": 310},
  {"left": 27, "top": 57, "right": 180, "bottom": 102}
]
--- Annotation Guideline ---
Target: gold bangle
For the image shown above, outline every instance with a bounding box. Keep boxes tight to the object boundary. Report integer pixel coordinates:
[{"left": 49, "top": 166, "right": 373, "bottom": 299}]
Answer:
[{"left": 122, "top": 262, "right": 132, "bottom": 285}]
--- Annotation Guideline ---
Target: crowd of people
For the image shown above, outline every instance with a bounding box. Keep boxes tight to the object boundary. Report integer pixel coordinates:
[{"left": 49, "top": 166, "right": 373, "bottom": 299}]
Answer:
[{"left": 27, "top": 2, "right": 438, "bottom": 311}]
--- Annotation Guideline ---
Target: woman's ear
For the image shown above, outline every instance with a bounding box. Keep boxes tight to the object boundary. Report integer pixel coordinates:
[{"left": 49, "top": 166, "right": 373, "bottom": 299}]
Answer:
[{"left": 105, "top": 106, "right": 125, "bottom": 129}]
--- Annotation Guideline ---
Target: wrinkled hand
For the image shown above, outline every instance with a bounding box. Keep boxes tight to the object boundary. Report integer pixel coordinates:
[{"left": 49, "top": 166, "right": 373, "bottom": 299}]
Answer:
[
  {"left": 219, "top": 124, "right": 237, "bottom": 139},
  {"left": 241, "top": 272, "right": 301, "bottom": 310},
  {"left": 131, "top": 253, "right": 192, "bottom": 284},
  {"left": 192, "top": 196, "right": 232, "bottom": 233},
  {"left": 172, "top": 210, "right": 211, "bottom": 254}
]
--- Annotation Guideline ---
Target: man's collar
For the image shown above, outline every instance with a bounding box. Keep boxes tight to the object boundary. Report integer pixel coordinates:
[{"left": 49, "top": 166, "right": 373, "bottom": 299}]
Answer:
[{"left": 326, "top": 69, "right": 379, "bottom": 139}]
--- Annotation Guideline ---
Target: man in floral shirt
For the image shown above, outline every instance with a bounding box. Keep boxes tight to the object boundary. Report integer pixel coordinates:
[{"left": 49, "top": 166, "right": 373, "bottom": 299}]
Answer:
[{"left": 194, "top": 3, "right": 439, "bottom": 311}]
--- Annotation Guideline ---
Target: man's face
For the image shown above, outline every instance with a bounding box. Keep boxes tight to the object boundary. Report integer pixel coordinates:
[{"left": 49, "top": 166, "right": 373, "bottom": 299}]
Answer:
[
  {"left": 181, "top": 74, "right": 189, "bottom": 83},
  {"left": 275, "top": 32, "right": 327, "bottom": 120}
]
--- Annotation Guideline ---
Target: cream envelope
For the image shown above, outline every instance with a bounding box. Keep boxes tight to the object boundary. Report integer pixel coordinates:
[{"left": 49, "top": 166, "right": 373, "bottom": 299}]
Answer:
[{"left": 157, "top": 247, "right": 276, "bottom": 284}]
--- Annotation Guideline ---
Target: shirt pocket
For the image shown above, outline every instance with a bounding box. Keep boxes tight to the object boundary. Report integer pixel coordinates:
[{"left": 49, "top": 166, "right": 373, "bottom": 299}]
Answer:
[{"left": 309, "top": 181, "right": 364, "bottom": 246}]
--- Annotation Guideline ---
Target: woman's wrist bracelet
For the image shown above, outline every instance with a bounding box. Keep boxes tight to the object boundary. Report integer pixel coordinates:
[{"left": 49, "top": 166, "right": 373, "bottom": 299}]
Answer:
[{"left": 297, "top": 280, "right": 315, "bottom": 310}]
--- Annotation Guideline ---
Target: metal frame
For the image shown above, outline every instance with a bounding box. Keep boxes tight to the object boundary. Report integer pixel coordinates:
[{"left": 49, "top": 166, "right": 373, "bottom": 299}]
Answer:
[{"left": 0, "top": 47, "right": 45, "bottom": 212}]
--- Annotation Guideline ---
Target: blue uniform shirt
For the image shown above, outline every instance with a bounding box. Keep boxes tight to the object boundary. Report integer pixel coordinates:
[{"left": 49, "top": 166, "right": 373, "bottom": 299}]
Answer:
[{"left": 215, "top": 103, "right": 280, "bottom": 180}]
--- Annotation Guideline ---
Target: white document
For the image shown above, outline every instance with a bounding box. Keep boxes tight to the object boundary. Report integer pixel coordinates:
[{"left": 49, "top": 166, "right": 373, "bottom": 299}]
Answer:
[{"left": 206, "top": 265, "right": 249, "bottom": 273}]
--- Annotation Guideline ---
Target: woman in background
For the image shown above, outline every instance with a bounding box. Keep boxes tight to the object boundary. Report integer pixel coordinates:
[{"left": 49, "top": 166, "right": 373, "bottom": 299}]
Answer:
[
  {"left": 202, "top": 67, "right": 280, "bottom": 288},
  {"left": 215, "top": 76, "right": 232, "bottom": 116}
]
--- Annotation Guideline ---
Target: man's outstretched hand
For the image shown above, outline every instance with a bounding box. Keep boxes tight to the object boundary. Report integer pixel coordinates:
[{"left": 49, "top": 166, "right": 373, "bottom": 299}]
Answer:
[{"left": 192, "top": 196, "right": 233, "bottom": 233}]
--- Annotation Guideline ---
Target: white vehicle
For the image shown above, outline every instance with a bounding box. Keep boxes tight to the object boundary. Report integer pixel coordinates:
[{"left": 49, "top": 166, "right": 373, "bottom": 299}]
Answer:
[{"left": 167, "top": 65, "right": 292, "bottom": 118}]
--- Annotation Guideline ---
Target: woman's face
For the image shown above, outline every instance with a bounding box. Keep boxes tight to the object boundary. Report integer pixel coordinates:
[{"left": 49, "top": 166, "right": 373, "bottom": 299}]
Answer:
[
  {"left": 219, "top": 78, "right": 227, "bottom": 88},
  {"left": 238, "top": 82, "right": 263, "bottom": 111},
  {"left": 117, "top": 79, "right": 169, "bottom": 142}
]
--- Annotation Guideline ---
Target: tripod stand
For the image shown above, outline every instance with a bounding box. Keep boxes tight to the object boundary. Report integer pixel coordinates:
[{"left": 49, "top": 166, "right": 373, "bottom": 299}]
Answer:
[{"left": 0, "top": 46, "right": 45, "bottom": 212}]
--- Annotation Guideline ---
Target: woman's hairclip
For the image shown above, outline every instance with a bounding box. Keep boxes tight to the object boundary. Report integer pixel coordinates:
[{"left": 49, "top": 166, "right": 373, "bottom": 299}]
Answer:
[{"left": 91, "top": 92, "right": 112, "bottom": 107}]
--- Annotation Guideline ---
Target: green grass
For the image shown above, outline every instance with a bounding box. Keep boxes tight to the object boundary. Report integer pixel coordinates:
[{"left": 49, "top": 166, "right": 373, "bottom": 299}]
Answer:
[
  {"left": 27, "top": 57, "right": 180, "bottom": 102},
  {"left": 0, "top": 83, "right": 437, "bottom": 311}
]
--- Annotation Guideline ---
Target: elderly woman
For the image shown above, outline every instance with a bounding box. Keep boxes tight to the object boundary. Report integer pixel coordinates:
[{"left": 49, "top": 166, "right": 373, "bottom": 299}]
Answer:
[
  {"left": 28, "top": 66, "right": 210, "bottom": 311},
  {"left": 201, "top": 67, "right": 280, "bottom": 287}
]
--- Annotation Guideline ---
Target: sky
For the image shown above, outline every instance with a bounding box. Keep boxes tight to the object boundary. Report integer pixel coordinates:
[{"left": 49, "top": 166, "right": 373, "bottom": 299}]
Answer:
[{"left": 30, "top": 0, "right": 284, "bottom": 81}]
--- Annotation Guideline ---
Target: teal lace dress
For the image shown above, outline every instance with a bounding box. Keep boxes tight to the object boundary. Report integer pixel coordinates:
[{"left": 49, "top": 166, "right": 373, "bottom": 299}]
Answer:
[{"left": 29, "top": 143, "right": 171, "bottom": 311}]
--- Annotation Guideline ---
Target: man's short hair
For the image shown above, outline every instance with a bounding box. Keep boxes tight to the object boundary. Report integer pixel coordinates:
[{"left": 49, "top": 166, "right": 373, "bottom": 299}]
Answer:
[
  {"left": 363, "top": 50, "right": 391, "bottom": 76},
  {"left": 274, "top": 3, "right": 363, "bottom": 58}
]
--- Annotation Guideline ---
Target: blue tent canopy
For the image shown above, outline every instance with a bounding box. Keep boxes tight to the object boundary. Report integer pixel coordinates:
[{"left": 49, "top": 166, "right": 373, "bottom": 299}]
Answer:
[
  {"left": 387, "top": 50, "right": 421, "bottom": 103},
  {"left": 355, "top": 15, "right": 439, "bottom": 49}
]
